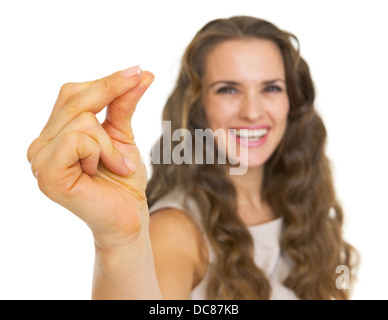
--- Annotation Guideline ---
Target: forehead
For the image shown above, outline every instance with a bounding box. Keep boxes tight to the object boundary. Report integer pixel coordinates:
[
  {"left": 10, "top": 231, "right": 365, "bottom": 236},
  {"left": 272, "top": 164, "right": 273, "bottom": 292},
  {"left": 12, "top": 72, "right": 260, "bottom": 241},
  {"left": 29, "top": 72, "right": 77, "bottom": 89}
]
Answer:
[{"left": 204, "top": 38, "right": 285, "bottom": 82}]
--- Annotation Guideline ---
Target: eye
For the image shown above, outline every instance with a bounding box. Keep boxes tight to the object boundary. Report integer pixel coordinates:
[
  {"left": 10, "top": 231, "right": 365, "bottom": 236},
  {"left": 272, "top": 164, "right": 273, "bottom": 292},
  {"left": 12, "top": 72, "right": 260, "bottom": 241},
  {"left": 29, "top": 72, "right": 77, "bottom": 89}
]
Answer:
[
  {"left": 264, "top": 85, "right": 283, "bottom": 93},
  {"left": 216, "top": 86, "right": 237, "bottom": 95}
]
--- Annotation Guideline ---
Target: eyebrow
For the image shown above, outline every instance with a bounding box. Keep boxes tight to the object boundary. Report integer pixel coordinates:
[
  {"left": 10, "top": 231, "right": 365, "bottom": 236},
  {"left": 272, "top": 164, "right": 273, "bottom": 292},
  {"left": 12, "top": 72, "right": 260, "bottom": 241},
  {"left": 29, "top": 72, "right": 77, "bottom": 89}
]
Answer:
[{"left": 209, "top": 79, "right": 286, "bottom": 88}]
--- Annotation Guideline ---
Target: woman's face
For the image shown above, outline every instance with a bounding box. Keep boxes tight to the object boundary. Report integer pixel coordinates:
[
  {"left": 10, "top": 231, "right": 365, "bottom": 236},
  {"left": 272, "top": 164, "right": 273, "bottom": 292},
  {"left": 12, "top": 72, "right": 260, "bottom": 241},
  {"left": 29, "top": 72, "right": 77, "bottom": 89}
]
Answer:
[{"left": 202, "top": 38, "right": 289, "bottom": 169}]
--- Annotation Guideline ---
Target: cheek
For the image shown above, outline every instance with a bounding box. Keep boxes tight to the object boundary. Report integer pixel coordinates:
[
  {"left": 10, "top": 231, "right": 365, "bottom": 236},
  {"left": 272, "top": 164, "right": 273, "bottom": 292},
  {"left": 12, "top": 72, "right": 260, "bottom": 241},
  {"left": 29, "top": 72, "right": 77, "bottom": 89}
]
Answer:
[
  {"left": 269, "top": 97, "right": 289, "bottom": 131},
  {"left": 203, "top": 97, "right": 237, "bottom": 130}
]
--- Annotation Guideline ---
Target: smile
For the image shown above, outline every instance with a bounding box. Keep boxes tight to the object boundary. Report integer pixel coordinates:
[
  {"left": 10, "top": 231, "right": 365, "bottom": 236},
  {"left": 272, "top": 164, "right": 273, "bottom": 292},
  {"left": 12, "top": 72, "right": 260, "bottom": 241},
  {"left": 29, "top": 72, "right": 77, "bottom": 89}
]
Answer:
[{"left": 229, "top": 128, "right": 270, "bottom": 147}]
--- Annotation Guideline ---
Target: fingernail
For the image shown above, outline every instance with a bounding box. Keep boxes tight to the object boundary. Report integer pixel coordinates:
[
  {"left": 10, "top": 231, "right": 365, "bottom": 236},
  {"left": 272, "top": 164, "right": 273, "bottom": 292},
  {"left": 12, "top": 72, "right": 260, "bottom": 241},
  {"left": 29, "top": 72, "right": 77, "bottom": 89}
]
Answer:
[
  {"left": 124, "top": 157, "right": 137, "bottom": 173},
  {"left": 121, "top": 65, "right": 141, "bottom": 79}
]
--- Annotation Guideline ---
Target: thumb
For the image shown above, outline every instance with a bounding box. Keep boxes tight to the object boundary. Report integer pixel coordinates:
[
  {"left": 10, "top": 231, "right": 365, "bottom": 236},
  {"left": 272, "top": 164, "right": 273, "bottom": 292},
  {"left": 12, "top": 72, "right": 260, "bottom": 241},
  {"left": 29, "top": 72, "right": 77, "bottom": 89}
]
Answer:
[{"left": 103, "top": 70, "right": 155, "bottom": 142}]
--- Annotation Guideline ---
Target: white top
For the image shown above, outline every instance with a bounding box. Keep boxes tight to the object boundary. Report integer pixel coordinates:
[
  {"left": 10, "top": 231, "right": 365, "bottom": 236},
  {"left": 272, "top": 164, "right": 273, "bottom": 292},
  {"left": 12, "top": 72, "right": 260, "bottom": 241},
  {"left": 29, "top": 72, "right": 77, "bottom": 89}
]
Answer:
[{"left": 148, "top": 188, "right": 298, "bottom": 300}]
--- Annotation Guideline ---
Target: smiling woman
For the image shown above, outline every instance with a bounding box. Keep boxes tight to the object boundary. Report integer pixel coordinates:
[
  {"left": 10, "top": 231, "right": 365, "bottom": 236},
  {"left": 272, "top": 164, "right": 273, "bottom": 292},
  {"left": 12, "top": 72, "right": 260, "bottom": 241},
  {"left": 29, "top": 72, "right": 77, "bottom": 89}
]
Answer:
[
  {"left": 202, "top": 38, "right": 289, "bottom": 169},
  {"left": 27, "top": 15, "right": 359, "bottom": 300},
  {"left": 146, "top": 16, "right": 359, "bottom": 300}
]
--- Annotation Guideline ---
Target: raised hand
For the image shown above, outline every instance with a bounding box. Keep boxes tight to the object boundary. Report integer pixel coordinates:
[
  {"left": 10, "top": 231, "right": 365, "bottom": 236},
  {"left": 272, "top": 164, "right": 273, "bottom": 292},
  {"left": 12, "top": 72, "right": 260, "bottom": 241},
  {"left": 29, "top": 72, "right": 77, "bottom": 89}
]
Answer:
[{"left": 27, "top": 66, "right": 154, "bottom": 248}]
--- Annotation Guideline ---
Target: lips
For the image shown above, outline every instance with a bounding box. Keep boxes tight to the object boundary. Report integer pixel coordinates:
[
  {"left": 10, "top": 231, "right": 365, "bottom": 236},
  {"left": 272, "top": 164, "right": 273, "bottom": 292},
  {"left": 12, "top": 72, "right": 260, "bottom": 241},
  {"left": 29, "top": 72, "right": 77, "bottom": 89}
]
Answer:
[{"left": 229, "top": 126, "right": 270, "bottom": 148}]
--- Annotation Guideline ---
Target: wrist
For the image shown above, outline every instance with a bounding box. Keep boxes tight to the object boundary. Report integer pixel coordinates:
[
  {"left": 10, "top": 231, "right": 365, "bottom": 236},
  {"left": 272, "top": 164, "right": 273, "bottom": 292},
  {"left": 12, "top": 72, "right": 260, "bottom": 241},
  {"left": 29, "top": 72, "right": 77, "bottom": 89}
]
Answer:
[
  {"left": 93, "top": 228, "right": 151, "bottom": 272},
  {"left": 91, "top": 202, "right": 150, "bottom": 253},
  {"left": 92, "top": 223, "right": 162, "bottom": 300}
]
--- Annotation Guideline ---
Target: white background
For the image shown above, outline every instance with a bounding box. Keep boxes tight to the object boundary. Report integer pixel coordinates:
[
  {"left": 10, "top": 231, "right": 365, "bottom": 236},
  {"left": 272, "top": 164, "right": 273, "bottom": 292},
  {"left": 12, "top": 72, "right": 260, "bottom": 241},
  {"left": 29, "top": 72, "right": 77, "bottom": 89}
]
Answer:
[{"left": 1, "top": 0, "right": 387, "bottom": 299}]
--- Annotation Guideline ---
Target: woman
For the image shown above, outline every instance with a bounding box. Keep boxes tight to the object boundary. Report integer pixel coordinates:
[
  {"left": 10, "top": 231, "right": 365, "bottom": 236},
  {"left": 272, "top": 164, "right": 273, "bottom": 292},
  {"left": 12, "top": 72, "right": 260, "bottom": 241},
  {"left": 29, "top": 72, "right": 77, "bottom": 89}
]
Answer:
[{"left": 27, "top": 16, "right": 358, "bottom": 299}]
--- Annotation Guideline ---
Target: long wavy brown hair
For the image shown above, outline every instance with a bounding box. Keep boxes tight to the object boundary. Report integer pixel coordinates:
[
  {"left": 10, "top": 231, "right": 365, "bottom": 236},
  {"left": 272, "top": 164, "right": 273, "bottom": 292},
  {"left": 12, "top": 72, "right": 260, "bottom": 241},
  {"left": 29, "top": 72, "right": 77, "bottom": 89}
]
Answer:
[{"left": 146, "top": 16, "right": 358, "bottom": 300}]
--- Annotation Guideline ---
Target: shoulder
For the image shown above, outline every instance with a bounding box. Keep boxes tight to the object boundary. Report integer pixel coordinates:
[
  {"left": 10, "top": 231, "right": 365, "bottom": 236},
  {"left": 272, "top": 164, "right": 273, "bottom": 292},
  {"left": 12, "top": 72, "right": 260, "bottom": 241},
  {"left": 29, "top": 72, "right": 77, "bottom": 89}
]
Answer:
[
  {"left": 149, "top": 207, "right": 208, "bottom": 267},
  {"left": 151, "top": 206, "right": 198, "bottom": 230},
  {"left": 148, "top": 189, "right": 206, "bottom": 239},
  {"left": 149, "top": 208, "right": 208, "bottom": 299}
]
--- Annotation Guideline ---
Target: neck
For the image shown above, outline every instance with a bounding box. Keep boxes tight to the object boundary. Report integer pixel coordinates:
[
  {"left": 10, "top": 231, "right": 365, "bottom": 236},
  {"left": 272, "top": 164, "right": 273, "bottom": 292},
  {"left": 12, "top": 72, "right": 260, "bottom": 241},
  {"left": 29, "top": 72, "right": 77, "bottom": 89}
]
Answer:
[
  {"left": 227, "top": 165, "right": 264, "bottom": 204},
  {"left": 227, "top": 165, "right": 276, "bottom": 225}
]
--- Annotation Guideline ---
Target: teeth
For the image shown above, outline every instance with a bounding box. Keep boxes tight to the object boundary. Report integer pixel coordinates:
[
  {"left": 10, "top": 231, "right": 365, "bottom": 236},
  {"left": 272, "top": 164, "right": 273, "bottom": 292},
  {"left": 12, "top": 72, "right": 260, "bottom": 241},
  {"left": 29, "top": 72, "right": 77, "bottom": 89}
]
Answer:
[{"left": 234, "top": 128, "right": 268, "bottom": 140}]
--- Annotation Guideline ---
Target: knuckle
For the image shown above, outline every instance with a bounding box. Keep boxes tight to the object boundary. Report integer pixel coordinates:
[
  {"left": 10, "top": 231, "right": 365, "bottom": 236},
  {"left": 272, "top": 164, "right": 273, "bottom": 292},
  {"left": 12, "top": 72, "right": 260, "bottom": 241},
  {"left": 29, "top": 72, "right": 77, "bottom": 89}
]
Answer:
[
  {"left": 62, "top": 131, "right": 80, "bottom": 148},
  {"left": 30, "top": 153, "right": 44, "bottom": 179},
  {"left": 100, "top": 76, "right": 121, "bottom": 96},
  {"left": 27, "top": 137, "right": 51, "bottom": 179},
  {"left": 77, "top": 111, "right": 98, "bottom": 126},
  {"left": 65, "top": 91, "right": 82, "bottom": 113},
  {"left": 57, "top": 130, "right": 81, "bottom": 153},
  {"left": 91, "top": 140, "right": 101, "bottom": 154},
  {"left": 74, "top": 112, "right": 102, "bottom": 137},
  {"left": 59, "top": 82, "right": 76, "bottom": 99},
  {"left": 30, "top": 160, "right": 38, "bottom": 178},
  {"left": 31, "top": 153, "right": 51, "bottom": 194},
  {"left": 36, "top": 169, "right": 51, "bottom": 196},
  {"left": 101, "top": 77, "right": 114, "bottom": 93},
  {"left": 27, "top": 137, "right": 39, "bottom": 163}
]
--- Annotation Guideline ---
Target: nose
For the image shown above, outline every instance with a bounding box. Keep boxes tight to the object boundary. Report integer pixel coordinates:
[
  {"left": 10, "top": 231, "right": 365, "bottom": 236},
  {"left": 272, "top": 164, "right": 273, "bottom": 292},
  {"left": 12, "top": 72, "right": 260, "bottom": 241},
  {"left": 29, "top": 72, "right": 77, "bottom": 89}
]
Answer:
[{"left": 238, "top": 92, "right": 263, "bottom": 121}]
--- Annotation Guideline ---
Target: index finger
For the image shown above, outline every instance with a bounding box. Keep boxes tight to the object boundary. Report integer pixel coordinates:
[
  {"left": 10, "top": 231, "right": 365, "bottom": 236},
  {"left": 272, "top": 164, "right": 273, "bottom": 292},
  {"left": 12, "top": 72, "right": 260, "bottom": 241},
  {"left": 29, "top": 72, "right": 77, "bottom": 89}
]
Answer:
[
  {"left": 42, "top": 66, "right": 143, "bottom": 141},
  {"left": 40, "top": 80, "right": 98, "bottom": 135}
]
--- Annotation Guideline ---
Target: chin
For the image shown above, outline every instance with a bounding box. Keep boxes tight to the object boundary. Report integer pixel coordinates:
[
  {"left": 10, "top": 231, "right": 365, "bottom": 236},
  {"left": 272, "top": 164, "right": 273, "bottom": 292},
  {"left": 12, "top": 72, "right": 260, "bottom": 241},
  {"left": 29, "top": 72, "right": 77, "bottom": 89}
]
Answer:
[{"left": 229, "top": 153, "right": 270, "bottom": 169}]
